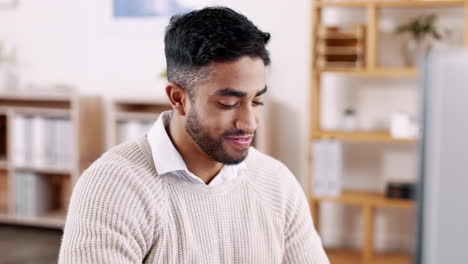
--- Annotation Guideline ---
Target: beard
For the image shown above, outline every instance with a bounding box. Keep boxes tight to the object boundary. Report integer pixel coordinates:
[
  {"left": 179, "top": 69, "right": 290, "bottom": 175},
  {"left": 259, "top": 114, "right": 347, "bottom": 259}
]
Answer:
[{"left": 185, "top": 107, "right": 254, "bottom": 165}]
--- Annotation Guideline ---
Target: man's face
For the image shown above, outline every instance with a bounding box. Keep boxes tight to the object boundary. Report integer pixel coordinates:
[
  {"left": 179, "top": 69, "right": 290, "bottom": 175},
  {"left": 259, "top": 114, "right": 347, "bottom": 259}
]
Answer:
[{"left": 184, "top": 56, "right": 267, "bottom": 165}]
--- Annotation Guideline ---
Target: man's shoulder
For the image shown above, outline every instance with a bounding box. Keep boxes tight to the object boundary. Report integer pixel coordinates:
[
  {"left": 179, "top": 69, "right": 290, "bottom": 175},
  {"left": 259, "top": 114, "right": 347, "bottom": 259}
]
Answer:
[
  {"left": 93, "top": 138, "right": 153, "bottom": 171},
  {"left": 245, "top": 147, "right": 300, "bottom": 190},
  {"left": 80, "top": 138, "right": 157, "bottom": 189},
  {"left": 244, "top": 147, "right": 307, "bottom": 217}
]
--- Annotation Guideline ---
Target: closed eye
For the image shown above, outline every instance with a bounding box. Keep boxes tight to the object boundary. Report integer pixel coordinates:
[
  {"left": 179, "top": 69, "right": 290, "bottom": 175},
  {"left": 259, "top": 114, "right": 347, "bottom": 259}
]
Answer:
[
  {"left": 218, "top": 101, "right": 264, "bottom": 109},
  {"left": 218, "top": 102, "right": 239, "bottom": 109}
]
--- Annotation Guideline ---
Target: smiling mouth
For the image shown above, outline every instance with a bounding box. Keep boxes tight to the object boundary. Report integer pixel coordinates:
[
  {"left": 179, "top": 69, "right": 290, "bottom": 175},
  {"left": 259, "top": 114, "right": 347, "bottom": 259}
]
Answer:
[{"left": 224, "top": 136, "right": 253, "bottom": 149}]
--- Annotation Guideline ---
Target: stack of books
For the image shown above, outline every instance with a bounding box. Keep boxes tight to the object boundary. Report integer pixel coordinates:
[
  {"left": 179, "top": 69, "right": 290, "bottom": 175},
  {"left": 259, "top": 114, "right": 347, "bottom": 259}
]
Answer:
[
  {"left": 13, "top": 171, "right": 53, "bottom": 217},
  {"left": 12, "top": 115, "right": 74, "bottom": 169}
]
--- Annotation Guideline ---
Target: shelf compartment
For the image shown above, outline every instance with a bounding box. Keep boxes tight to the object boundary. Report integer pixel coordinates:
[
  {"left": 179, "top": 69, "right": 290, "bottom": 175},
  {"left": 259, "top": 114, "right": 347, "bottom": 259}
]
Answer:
[
  {"left": 316, "top": 0, "right": 465, "bottom": 8},
  {"left": 111, "top": 98, "right": 171, "bottom": 147},
  {"left": 10, "top": 172, "right": 71, "bottom": 228},
  {"left": 312, "top": 190, "right": 415, "bottom": 208},
  {"left": 317, "top": 24, "right": 366, "bottom": 70},
  {"left": 47, "top": 173, "right": 73, "bottom": 214},
  {"left": 326, "top": 248, "right": 413, "bottom": 264},
  {"left": 312, "top": 130, "right": 417, "bottom": 143}
]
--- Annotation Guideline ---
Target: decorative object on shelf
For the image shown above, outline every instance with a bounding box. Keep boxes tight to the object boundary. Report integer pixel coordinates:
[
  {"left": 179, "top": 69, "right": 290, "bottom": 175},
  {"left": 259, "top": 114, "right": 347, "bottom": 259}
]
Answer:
[
  {"left": 316, "top": 24, "right": 365, "bottom": 69},
  {"left": 342, "top": 107, "right": 358, "bottom": 132},
  {"left": 390, "top": 111, "right": 418, "bottom": 139},
  {"left": 395, "top": 14, "right": 441, "bottom": 66},
  {"left": 385, "top": 182, "right": 416, "bottom": 200},
  {"left": 312, "top": 140, "right": 343, "bottom": 197}
]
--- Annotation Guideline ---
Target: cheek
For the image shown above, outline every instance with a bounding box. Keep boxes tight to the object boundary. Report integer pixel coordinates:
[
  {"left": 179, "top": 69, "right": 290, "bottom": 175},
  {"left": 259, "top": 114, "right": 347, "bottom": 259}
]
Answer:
[
  {"left": 198, "top": 107, "right": 235, "bottom": 133},
  {"left": 211, "top": 116, "right": 235, "bottom": 135},
  {"left": 255, "top": 108, "right": 263, "bottom": 123}
]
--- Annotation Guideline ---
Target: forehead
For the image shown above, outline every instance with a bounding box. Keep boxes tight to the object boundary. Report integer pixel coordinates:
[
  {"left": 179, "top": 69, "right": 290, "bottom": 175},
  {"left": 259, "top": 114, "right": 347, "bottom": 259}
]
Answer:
[{"left": 198, "top": 56, "right": 266, "bottom": 96}]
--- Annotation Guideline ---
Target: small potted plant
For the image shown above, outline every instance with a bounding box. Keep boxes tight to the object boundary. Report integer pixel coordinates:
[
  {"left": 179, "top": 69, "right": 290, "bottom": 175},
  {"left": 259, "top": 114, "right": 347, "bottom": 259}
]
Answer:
[
  {"left": 395, "top": 14, "right": 442, "bottom": 66},
  {"left": 159, "top": 68, "right": 167, "bottom": 80},
  {"left": 342, "top": 107, "right": 357, "bottom": 132}
]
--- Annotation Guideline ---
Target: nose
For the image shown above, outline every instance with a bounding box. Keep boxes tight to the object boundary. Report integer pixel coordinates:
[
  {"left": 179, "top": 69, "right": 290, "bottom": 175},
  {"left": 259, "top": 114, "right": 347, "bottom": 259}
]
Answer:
[{"left": 234, "top": 105, "right": 258, "bottom": 134}]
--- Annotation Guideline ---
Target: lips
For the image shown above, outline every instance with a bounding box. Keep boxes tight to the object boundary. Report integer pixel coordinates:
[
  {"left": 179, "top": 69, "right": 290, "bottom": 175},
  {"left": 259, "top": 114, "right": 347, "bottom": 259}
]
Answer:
[{"left": 225, "top": 136, "right": 253, "bottom": 149}]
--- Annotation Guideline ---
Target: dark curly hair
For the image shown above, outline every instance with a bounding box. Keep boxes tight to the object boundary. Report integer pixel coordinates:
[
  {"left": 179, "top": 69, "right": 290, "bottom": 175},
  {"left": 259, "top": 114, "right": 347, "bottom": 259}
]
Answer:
[{"left": 164, "top": 6, "right": 271, "bottom": 94}]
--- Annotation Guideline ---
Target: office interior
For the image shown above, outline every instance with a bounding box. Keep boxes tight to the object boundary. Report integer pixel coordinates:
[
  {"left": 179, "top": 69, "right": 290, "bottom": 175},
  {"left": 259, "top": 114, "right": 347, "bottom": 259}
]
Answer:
[{"left": 0, "top": 0, "right": 467, "bottom": 263}]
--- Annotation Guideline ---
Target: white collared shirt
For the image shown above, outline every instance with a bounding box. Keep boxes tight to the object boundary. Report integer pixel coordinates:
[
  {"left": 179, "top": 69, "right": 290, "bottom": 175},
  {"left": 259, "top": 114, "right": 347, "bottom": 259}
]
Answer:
[{"left": 146, "top": 110, "right": 246, "bottom": 186}]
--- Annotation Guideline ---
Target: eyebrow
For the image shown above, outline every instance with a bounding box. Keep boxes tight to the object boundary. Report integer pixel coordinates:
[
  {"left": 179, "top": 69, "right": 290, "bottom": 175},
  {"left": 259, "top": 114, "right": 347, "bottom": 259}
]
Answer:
[{"left": 214, "top": 86, "right": 268, "bottom": 98}]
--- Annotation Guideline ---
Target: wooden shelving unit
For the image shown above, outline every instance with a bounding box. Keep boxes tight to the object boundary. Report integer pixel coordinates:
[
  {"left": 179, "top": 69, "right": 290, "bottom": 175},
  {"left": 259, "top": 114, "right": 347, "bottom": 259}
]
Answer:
[
  {"left": 0, "top": 91, "right": 104, "bottom": 228},
  {"left": 309, "top": 0, "right": 468, "bottom": 263}
]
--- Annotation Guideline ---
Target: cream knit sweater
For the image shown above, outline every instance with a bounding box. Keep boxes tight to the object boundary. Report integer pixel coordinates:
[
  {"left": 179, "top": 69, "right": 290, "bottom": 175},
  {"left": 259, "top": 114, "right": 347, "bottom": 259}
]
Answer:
[{"left": 59, "top": 137, "right": 329, "bottom": 263}]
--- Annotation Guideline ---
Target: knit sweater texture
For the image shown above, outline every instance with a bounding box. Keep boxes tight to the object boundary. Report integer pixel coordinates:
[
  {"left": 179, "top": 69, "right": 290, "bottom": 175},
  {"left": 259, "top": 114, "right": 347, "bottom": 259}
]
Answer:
[{"left": 59, "top": 137, "right": 329, "bottom": 263}]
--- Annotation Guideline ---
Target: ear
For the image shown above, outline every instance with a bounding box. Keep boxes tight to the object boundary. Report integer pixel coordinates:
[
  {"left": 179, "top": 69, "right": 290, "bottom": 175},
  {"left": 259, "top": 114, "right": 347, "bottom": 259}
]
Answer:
[{"left": 166, "top": 83, "right": 190, "bottom": 116}]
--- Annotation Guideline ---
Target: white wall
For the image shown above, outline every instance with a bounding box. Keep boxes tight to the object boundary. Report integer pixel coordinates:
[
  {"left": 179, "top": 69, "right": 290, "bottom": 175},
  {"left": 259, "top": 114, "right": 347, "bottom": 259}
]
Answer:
[
  {"left": 0, "top": 0, "right": 312, "bottom": 186},
  {"left": 1, "top": 0, "right": 464, "bottom": 253}
]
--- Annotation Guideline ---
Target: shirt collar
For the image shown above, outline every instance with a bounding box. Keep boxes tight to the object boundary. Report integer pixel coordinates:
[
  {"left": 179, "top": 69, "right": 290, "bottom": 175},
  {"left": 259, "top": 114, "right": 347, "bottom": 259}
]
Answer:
[{"left": 146, "top": 110, "right": 247, "bottom": 179}]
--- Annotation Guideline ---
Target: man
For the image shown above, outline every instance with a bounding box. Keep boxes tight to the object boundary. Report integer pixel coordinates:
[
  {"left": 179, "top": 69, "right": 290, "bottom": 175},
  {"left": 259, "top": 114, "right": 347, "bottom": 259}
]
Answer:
[{"left": 59, "top": 6, "right": 329, "bottom": 264}]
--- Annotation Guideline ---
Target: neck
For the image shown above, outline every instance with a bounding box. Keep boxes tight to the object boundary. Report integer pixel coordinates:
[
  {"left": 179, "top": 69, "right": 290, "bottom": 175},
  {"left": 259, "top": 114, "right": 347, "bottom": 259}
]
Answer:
[{"left": 168, "top": 115, "right": 224, "bottom": 184}]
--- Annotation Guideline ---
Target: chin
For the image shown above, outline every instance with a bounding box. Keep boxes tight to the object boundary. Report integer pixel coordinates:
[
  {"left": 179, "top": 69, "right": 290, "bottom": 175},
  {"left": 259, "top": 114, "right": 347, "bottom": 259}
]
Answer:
[{"left": 222, "top": 149, "right": 249, "bottom": 165}]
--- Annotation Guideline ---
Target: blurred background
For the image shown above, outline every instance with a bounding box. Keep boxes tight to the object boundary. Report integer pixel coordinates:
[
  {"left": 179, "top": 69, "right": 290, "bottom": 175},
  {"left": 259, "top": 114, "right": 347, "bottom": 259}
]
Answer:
[{"left": 0, "top": 0, "right": 467, "bottom": 263}]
